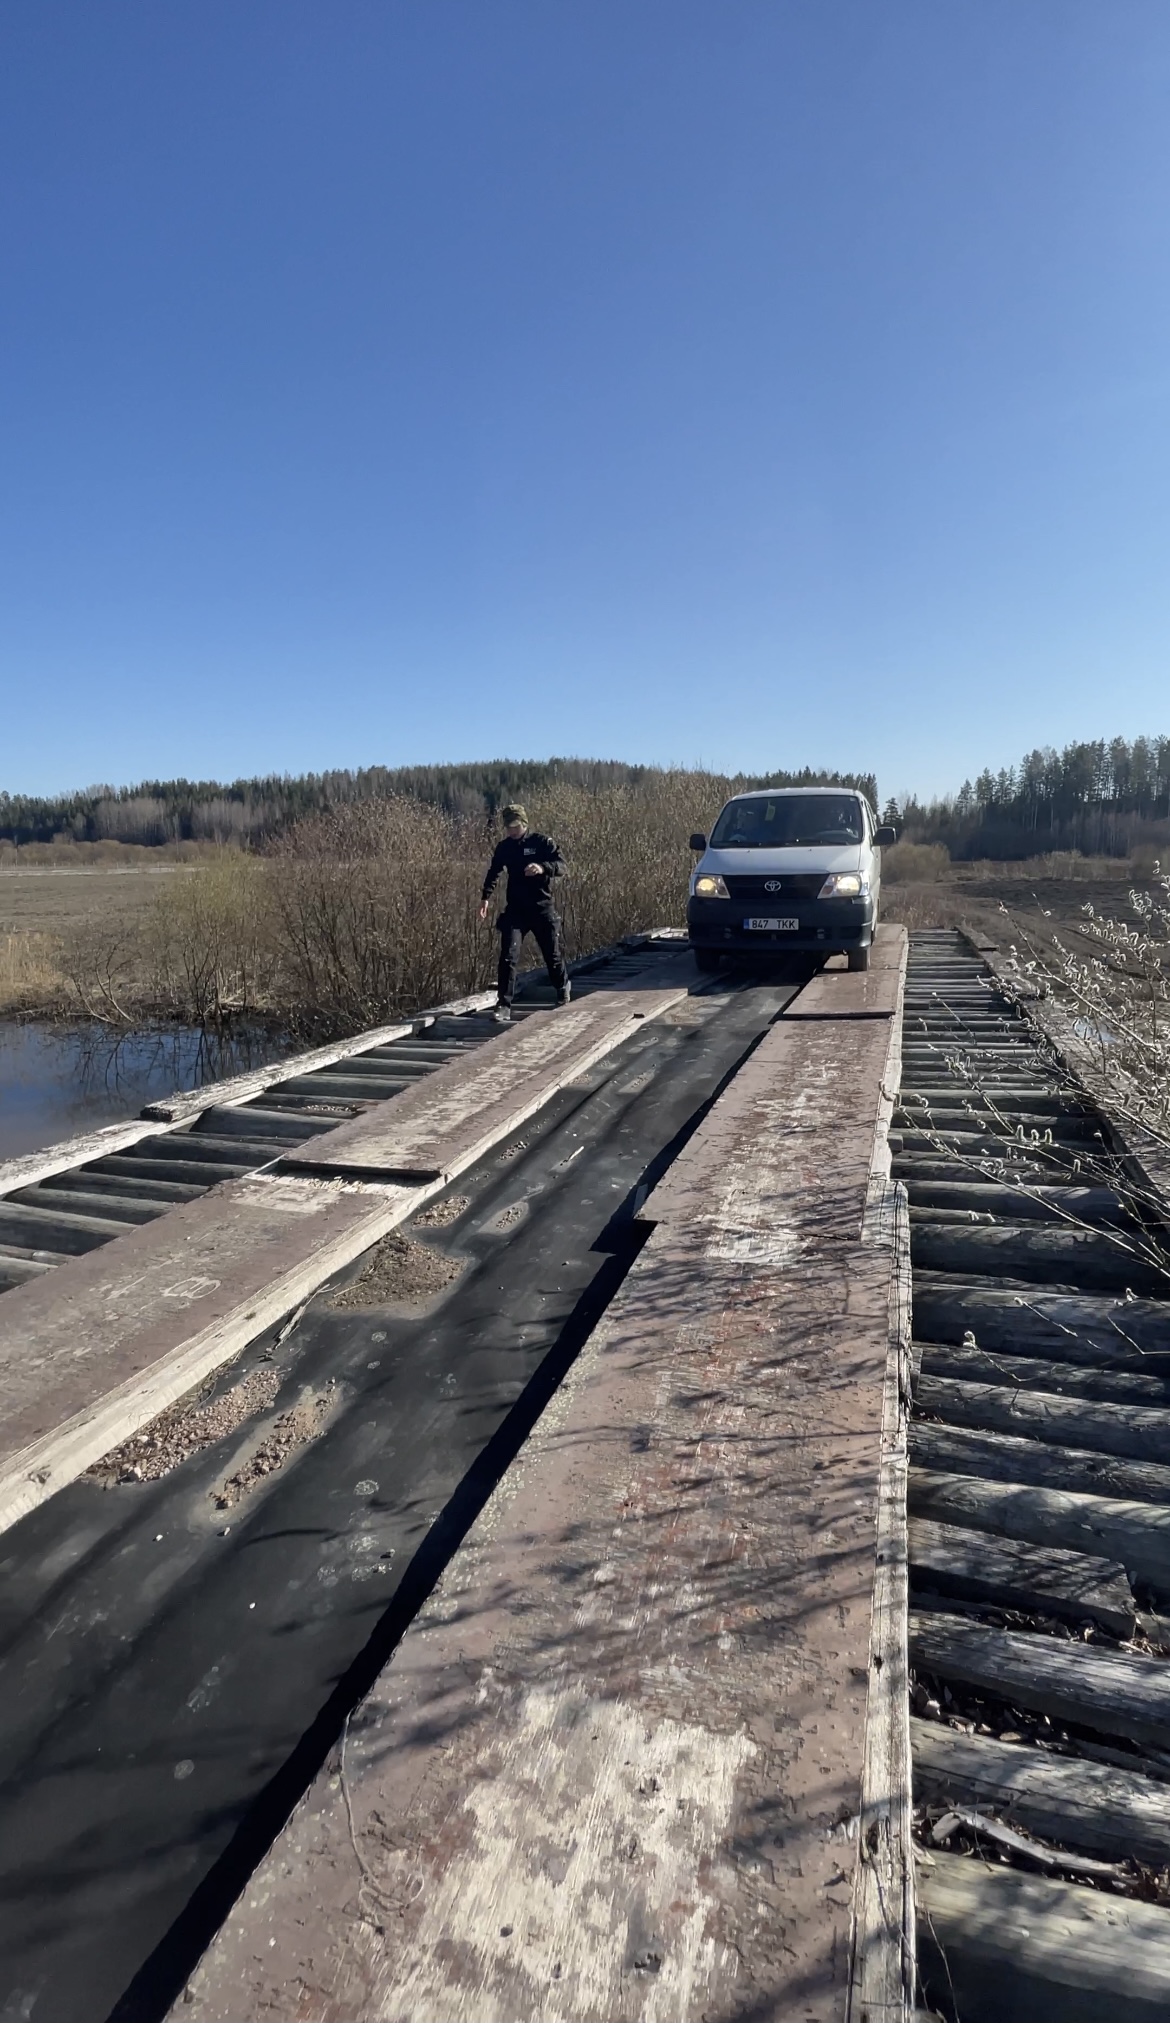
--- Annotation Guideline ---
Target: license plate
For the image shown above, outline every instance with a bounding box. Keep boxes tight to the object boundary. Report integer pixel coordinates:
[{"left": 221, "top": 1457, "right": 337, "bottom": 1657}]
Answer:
[{"left": 744, "top": 917, "right": 798, "bottom": 931}]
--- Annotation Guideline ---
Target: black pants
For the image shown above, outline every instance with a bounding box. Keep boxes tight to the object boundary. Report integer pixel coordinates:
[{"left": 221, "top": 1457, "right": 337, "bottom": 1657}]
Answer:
[{"left": 496, "top": 908, "right": 567, "bottom": 1005}]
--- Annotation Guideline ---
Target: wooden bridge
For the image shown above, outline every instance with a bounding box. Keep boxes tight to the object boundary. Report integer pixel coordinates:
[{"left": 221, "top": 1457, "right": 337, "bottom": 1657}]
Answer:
[{"left": 1, "top": 924, "right": 1169, "bottom": 2021}]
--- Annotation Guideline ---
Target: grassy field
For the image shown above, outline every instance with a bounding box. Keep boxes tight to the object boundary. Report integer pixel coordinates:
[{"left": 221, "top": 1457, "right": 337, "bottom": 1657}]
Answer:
[{"left": 0, "top": 863, "right": 191, "bottom": 1013}]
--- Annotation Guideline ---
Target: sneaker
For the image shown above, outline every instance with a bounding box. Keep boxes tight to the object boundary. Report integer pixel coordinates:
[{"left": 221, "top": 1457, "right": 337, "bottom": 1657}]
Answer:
[
  {"left": 492, "top": 1003, "right": 512, "bottom": 1024},
  {"left": 555, "top": 982, "right": 572, "bottom": 1006}
]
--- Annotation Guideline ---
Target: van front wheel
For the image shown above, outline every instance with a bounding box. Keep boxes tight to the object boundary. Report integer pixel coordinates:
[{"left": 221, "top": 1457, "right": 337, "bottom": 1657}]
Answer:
[{"left": 847, "top": 946, "right": 871, "bottom": 973}]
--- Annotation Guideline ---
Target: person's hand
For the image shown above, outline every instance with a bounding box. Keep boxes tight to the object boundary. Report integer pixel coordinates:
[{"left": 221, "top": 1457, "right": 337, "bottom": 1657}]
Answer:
[
  {"left": 524, "top": 861, "right": 544, "bottom": 877},
  {"left": 478, "top": 900, "right": 490, "bottom": 920}
]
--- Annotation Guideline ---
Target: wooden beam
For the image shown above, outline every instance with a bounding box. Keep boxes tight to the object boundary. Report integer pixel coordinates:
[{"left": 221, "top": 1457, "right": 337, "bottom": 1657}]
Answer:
[
  {"left": 918, "top": 1848, "right": 1170, "bottom": 2021},
  {"left": 912, "top": 1720, "right": 1170, "bottom": 1866},
  {"left": 918, "top": 1341, "right": 1170, "bottom": 1408},
  {"left": 848, "top": 1174, "right": 915, "bottom": 2023},
  {"left": 909, "top": 1517, "right": 1135, "bottom": 1637},
  {"left": 910, "top": 1610, "right": 1170, "bottom": 1751},
  {"left": 911, "top": 1420, "right": 1170, "bottom": 1507},
  {"left": 917, "top": 1372, "right": 1170, "bottom": 1468},
  {"left": 909, "top": 1468, "right": 1170, "bottom": 1595}
]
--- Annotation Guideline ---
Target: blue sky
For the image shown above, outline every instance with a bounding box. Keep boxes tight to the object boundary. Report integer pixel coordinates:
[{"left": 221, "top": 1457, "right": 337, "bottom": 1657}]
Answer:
[{"left": 2, "top": 2, "right": 1169, "bottom": 803}]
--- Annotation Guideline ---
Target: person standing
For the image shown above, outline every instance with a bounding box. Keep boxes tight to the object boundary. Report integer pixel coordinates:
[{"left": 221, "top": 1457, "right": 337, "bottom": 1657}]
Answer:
[{"left": 478, "top": 804, "right": 571, "bottom": 1022}]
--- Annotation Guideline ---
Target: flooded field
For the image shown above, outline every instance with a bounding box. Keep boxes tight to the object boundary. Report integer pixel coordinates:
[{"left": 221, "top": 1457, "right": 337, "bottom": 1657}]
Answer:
[{"left": 0, "top": 1018, "right": 291, "bottom": 1163}]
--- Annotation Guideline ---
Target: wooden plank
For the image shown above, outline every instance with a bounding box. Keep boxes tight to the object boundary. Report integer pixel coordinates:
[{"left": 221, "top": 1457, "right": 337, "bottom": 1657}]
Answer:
[
  {"left": 0, "top": 1173, "right": 433, "bottom": 1536},
  {"left": 910, "top": 1610, "right": 1170, "bottom": 1751},
  {"left": 909, "top": 1468, "right": 1170, "bottom": 1595},
  {"left": 848, "top": 1168, "right": 915, "bottom": 2023},
  {"left": 0, "top": 1117, "right": 175, "bottom": 1201},
  {"left": 918, "top": 1848, "right": 1170, "bottom": 2021},
  {"left": 909, "top": 1517, "right": 1135, "bottom": 1636},
  {"left": 0, "top": 958, "right": 696, "bottom": 1537},
  {"left": 290, "top": 979, "right": 693, "bottom": 1181},
  {"left": 910, "top": 1420, "right": 1170, "bottom": 1506},
  {"left": 911, "top": 1719, "right": 1170, "bottom": 1865},
  {"left": 918, "top": 1372, "right": 1170, "bottom": 1468},
  {"left": 173, "top": 935, "right": 907, "bottom": 2023},
  {"left": 783, "top": 926, "right": 906, "bottom": 1021},
  {"left": 918, "top": 1341, "right": 1170, "bottom": 1407},
  {"left": 0, "top": 994, "right": 503, "bottom": 1201}
]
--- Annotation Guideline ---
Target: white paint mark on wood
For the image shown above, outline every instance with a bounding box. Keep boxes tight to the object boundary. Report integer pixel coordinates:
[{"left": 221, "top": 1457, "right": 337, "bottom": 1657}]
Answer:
[{"left": 363, "top": 1691, "right": 755, "bottom": 2023}]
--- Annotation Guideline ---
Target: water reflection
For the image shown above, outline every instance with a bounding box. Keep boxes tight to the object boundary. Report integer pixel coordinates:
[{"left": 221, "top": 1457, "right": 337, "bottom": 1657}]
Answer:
[{"left": 0, "top": 1019, "right": 293, "bottom": 1163}]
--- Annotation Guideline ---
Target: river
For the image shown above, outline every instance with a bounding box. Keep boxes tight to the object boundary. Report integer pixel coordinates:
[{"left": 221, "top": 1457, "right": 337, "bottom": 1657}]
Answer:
[{"left": 0, "top": 1017, "right": 293, "bottom": 1164}]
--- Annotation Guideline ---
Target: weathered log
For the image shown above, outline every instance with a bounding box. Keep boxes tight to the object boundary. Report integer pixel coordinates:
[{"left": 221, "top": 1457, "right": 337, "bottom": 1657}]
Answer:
[
  {"left": 900, "top": 1086, "right": 1089, "bottom": 1114},
  {"left": 909, "top": 1517, "right": 1135, "bottom": 1636},
  {"left": 911, "top": 1221, "right": 1168, "bottom": 1295},
  {"left": 910, "top": 1609, "right": 1170, "bottom": 1749},
  {"left": 0, "top": 1201, "right": 126, "bottom": 1257},
  {"left": 894, "top": 1155, "right": 1077, "bottom": 1183},
  {"left": 917, "top": 1372, "right": 1170, "bottom": 1468},
  {"left": 910, "top": 1282, "right": 1170, "bottom": 1363},
  {"left": 909, "top": 1468, "right": 1170, "bottom": 1594},
  {"left": 905, "top": 1181, "right": 1129, "bottom": 1225},
  {"left": 918, "top": 1849, "right": 1170, "bottom": 2022},
  {"left": 893, "top": 1129, "right": 1102, "bottom": 1162},
  {"left": 911, "top": 1718, "right": 1170, "bottom": 1865},
  {"left": 910, "top": 1421, "right": 1170, "bottom": 1506},
  {"left": 919, "top": 1341, "right": 1170, "bottom": 1407},
  {"left": 897, "top": 1107, "right": 1104, "bottom": 1143}
]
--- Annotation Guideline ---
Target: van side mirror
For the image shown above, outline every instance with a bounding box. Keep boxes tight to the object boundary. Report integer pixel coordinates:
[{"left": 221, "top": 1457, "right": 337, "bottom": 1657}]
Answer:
[
  {"left": 875, "top": 826, "right": 897, "bottom": 848},
  {"left": 689, "top": 833, "right": 707, "bottom": 852}
]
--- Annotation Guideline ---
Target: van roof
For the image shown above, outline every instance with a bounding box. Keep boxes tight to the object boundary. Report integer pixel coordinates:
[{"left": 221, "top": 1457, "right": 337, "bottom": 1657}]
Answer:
[{"left": 722, "top": 786, "right": 865, "bottom": 801}]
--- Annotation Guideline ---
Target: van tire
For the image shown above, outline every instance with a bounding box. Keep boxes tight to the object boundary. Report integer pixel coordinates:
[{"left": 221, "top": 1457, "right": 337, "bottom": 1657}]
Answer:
[
  {"left": 694, "top": 949, "right": 722, "bottom": 974},
  {"left": 847, "top": 946, "right": 871, "bottom": 973}
]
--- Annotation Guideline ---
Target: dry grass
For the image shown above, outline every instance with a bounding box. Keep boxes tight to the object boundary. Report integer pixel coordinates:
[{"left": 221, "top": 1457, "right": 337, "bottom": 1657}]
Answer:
[
  {"left": 0, "top": 858, "right": 194, "bottom": 1017},
  {"left": 0, "top": 929, "right": 67, "bottom": 1011}
]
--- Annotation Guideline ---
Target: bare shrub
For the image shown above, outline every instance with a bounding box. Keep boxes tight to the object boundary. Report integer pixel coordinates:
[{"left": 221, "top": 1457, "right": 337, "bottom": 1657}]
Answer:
[
  {"left": 147, "top": 851, "right": 273, "bottom": 1026},
  {"left": 58, "top": 919, "right": 144, "bottom": 1024},
  {"left": 883, "top": 840, "right": 950, "bottom": 885},
  {"left": 265, "top": 799, "right": 492, "bottom": 1035},
  {"left": 879, "top": 886, "right": 969, "bottom": 933},
  {"left": 524, "top": 774, "right": 724, "bottom": 956},
  {"left": 1005, "top": 863, "right": 1170, "bottom": 1138}
]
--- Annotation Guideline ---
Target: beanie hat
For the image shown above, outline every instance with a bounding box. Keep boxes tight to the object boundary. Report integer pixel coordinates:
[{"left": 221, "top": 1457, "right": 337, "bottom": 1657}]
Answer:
[{"left": 501, "top": 804, "right": 528, "bottom": 827}]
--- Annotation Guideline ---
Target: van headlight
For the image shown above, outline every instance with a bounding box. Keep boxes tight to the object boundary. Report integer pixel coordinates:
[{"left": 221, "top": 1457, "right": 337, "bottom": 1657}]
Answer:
[
  {"left": 818, "top": 872, "right": 868, "bottom": 898},
  {"left": 693, "top": 874, "right": 730, "bottom": 898}
]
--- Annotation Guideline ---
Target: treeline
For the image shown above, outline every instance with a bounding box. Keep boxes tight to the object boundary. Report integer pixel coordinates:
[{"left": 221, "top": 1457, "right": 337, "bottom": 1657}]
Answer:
[
  {"left": 894, "top": 733, "right": 1170, "bottom": 861},
  {"left": 0, "top": 758, "right": 879, "bottom": 848}
]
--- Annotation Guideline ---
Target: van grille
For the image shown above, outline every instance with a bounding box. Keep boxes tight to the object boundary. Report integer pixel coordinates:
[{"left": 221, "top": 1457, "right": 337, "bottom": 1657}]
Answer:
[{"left": 722, "top": 875, "right": 828, "bottom": 901}]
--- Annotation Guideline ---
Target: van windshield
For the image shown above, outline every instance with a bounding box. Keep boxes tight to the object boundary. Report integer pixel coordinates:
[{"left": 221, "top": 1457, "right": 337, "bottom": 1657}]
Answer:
[{"left": 709, "top": 795, "right": 865, "bottom": 849}]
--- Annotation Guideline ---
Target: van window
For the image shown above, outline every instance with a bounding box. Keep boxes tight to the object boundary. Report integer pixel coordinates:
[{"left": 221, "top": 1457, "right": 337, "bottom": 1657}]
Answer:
[{"left": 709, "top": 795, "right": 864, "bottom": 848}]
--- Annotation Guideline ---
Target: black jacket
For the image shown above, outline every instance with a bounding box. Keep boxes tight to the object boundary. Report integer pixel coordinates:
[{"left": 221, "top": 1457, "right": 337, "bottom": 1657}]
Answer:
[{"left": 482, "top": 832, "right": 566, "bottom": 914}]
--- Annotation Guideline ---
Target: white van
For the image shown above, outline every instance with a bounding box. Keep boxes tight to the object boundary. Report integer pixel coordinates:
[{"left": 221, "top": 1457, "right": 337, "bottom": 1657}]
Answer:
[{"left": 686, "top": 787, "right": 895, "bottom": 974}]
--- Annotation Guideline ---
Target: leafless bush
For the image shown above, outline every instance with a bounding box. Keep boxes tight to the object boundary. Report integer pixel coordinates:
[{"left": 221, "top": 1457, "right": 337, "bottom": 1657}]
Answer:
[
  {"left": 1004, "top": 863, "right": 1170, "bottom": 1139},
  {"left": 58, "top": 919, "right": 144, "bottom": 1024},
  {"left": 148, "top": 851, "right": 273, "bottom": 1026},
  {"left": 523, "top": 775, "right": 723, "bottom": 956},
  {"left": 883, "top": 841, "right": 951, "bottom": 885},
  {"left": 265, "top": 799, "right": 492, "bottom": 1035}
]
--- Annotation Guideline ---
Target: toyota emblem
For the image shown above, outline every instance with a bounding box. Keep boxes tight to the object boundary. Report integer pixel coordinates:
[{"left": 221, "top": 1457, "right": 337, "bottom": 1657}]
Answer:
[{"left": 764, "top": 880, "right": 782, "bottom": 892}]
